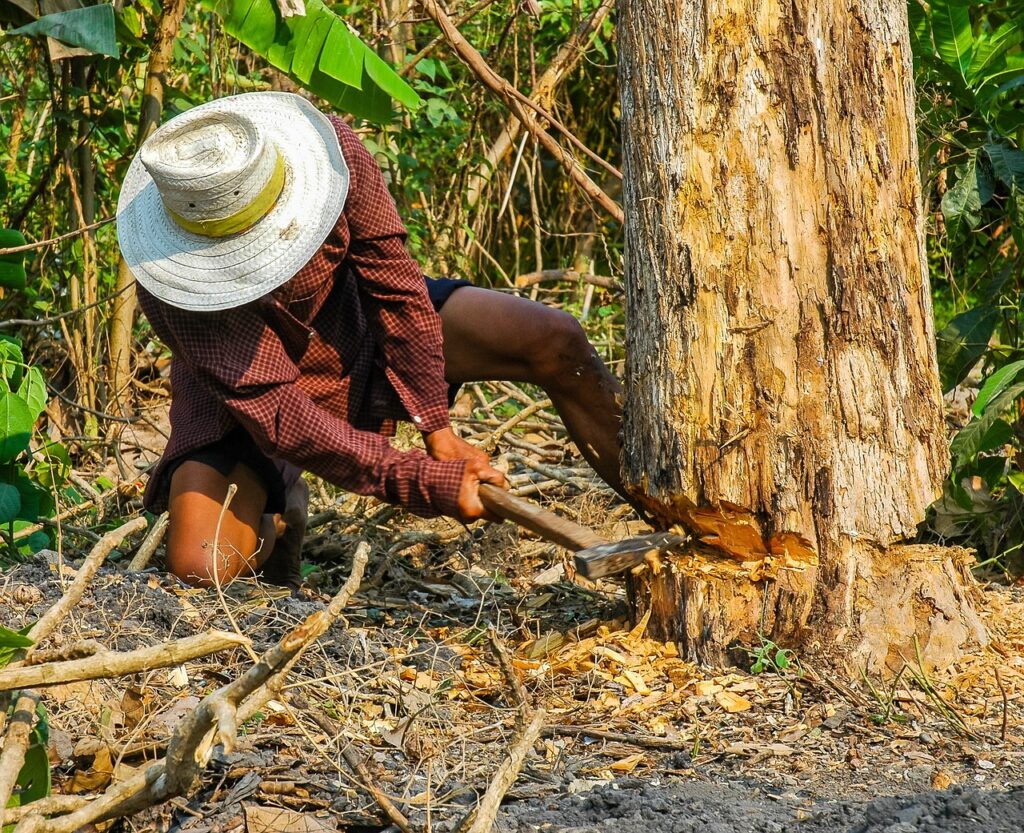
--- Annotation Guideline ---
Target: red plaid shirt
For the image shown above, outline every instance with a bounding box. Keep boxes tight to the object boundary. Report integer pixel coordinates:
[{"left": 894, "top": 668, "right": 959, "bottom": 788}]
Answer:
[{"left": 138, "top": 117, "right": 465, "bottom": 518}]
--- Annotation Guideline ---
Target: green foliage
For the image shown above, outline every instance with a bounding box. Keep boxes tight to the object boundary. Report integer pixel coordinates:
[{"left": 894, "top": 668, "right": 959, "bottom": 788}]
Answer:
[
  {"left": 6, "top": 4, "right": 119, "bottom": 57},
  {"left": 915, "top": 0, "right": 1024, "bottom": 573},
  {"left": 746, "top": 636, "right": 801, "bottom": 677},
  {"left": 0, "top": 338, "right": 68, "bottom": 560},
  {"left": 0, "top": 230, "right": 27, "bottom": 290},
  {"left": 202, "top": 0, "right": 418, "bottom": 122}
]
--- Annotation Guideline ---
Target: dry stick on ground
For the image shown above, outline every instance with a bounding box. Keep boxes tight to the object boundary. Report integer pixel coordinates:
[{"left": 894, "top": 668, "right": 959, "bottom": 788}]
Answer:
[
  {"left": 18, "top": 543, "right": 370, "bottom": 833},
  {"left": 127, "top": 511, "right": 169, "bottom": 571},
  {"left": 542, "top": 725, "right": 694, "bottom": 752},
  {"left": 482, "top": 398, "right": 552, "bottom": 453},
  {"left": 462, "top": 710, "right": 546, "bottom": 833},
  {"left": 0, "top": 691, "right": 42, "bottom": 826},
  {"left": 418, "top": 0, "right": 623, "bottom": 223},
  {"left": 488, "top": 628, "right": 528, "bottom": 711},
  {"left": 0, "top": 631, "right": 249, "bottom": 692},
  {"left": 2, "top": 797, "right": 90, "bottom": 826},
  {"left": 995, "top": 667, "right": 1009, "bottom": 743}
]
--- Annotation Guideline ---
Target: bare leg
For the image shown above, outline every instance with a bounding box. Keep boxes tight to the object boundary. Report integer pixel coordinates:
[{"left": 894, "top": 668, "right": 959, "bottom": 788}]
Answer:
[
  {"left": 438, "top": 287, "right": 626, "bottom": 497},
  {"left": 166, "top": 460, "right": 307, "bottom": 588}
]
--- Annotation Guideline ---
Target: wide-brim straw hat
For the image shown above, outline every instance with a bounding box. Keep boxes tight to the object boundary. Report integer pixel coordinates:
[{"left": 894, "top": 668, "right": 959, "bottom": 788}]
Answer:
[{"left": 117, "top": 92, "right": 348, "bottom": 312}]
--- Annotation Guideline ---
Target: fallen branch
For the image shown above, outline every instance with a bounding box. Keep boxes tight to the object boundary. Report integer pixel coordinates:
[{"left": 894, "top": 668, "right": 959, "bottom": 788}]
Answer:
[
  {"left": 418, "top": 0, "right": 623, "bottom": 223},
  {"left": 2, "top": 796, "right": 90, "bottom": 826},
  {"left": 19, "top": 543, "right": 370, "bottom": 833},
  {"left": 0, "top": 691, "right": 42, "bottom": 827},
  {"left": 127, "top": 512, "right": 169, "bottom": 571},
  {"left": 542, "top": 724, "right": 694, "bottom": 751},
  {"left": 462, "top": 710, "right": 545, "bottom": 833},
  {"left": 482, "top": 398, "right": 552, "bottom": 452},
  {"left": 0, "top": 631, "right": 249, "bottom": 693}
]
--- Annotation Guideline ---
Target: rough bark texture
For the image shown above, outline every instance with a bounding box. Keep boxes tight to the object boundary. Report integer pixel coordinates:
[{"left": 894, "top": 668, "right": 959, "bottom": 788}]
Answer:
[{"left": 618, "top": 0, "right": 986, "bottom": 673}]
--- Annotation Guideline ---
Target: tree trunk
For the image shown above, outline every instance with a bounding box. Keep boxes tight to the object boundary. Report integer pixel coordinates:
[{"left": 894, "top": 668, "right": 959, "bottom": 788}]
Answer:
[
  {"left": 618, "top": 0, "right": 987, "bottom": 675},
  {"left": 108, "top": 0, "right": 188, "bottom": 416}
]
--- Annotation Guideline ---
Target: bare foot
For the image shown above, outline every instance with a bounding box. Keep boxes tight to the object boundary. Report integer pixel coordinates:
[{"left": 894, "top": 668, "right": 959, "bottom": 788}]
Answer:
[{"left": 260, "top": 478, "right": 309, "bottom": 589}]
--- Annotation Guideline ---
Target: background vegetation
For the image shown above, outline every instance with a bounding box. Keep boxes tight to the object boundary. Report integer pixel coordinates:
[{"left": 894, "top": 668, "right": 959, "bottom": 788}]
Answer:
[{"left": 0, "top": 0, "right": 1021, "bottom": 574}]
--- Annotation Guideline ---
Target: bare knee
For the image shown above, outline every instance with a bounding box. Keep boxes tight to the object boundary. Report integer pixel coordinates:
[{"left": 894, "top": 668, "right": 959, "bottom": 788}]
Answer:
[
  {"left": 165, "top": 518, "right": 263, "bottom": 587},
  {"left": 527, "top": 310, "right": 598, "bottom": 388}
]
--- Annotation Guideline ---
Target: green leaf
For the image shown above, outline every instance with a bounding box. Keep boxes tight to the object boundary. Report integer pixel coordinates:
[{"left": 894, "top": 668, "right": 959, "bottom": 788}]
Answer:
[
  {"left": 1007, "top": 470, "right": 1024, "bottom": 494},
  {"left": 290, "top": 6, "right": 334, "bottom": 84},
  {"left": 941, "top": 153, "right": 994, "bottom": 235},
  {"left": 0, "top": 392, "right": 33, "bottom": 463},
  {"left": 985, "top": 142, "right": 1024, "bottom": 192},
  {"left": 364, "top": 47, "right": 419, "bottom": 109},
  {"left": 17, "top": 531, "right": 49, "bottom": 554},
  {"left": 930, "top": 0, "right": 974, "bottom": 76},
  {"left": 951, "top": 381, "right": 1024, "bottom": 468},
  {"left": 974, "top": 359, "right": 1024, "bottom": 417},
  {"left": 966, "top": 20, "right": 1022, "bottom": 85},
  {"left": 0, "top": 483, "right": 20, "bottom": 524},
  {"left": 208, "top": 0, "right": 418, "bottom": 121},
  {"left": 7, "top": 5, "right": 119, "bottom": 58},
  {"left": 0, "top": 626, "right": 32, "bottom": 651},
  {"left": 319, "top": 19, "right": 364, "bottom": 88},
  {"left": 16, "top": 367, "right": 46, "bottom": 422},
  {"left": 935, "top": 306, "right": 999, "bottom": 392}
]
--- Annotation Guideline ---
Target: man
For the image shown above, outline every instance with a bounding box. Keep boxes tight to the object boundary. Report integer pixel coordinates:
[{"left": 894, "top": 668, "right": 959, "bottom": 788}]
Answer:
[{"left": 117, "top": 91, "right": 624, "bottom": 588}]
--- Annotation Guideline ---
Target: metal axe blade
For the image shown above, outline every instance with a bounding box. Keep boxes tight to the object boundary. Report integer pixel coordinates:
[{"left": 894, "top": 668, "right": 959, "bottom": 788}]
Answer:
[{"left": 573, "top": 533, "right": 688, "bottom": 579}]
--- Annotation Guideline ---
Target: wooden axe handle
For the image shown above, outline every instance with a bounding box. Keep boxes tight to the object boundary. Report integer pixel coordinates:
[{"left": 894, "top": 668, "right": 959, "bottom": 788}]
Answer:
[{"left": 479, "top": 483, "right": 607, "bottom": 551}]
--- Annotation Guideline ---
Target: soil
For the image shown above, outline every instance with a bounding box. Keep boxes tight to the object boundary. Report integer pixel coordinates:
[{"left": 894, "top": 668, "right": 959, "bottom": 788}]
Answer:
[
  {"left": 3, "top": 487, "right": 1023, "bottom": 833},
  {"left": 496, "top": 779, "right": 1024, "bottom": 832}
]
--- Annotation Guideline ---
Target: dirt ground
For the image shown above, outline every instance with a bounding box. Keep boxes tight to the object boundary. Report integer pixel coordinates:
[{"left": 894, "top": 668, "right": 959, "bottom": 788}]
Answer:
[{"left": 3, "top": 481, "right": 1023, "bottom": 833}]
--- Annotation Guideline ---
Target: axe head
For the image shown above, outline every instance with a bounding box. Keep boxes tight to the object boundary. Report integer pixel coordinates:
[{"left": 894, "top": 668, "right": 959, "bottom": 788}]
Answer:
[{"left": 573, "top": 533, "right": 687, "bottom": 580}]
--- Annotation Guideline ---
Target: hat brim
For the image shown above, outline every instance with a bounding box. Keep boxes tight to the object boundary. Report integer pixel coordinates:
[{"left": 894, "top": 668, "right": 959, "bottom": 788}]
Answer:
[{"left": 116, "top": 92, "right": 349, "bottom": 312}]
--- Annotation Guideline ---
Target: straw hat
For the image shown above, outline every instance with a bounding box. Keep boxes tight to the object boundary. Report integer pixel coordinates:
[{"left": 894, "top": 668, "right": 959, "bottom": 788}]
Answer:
[{"left": 116, "top": 92, "right": 349, "bottom": 312}]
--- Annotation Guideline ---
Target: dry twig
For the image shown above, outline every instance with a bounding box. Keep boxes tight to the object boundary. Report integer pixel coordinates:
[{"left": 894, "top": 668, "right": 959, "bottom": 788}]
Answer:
[
  {"left": 0, "top": 691, "right": 42, "bottom": 827},
  {"left": 127, "top": 512, "right": 169, "bottom": 571},
  {"left": 0, "top": 631, "right": 249, "bottom": 692},
  {"left": 462, "top": 710, "right": 545, "bottom": 833}
]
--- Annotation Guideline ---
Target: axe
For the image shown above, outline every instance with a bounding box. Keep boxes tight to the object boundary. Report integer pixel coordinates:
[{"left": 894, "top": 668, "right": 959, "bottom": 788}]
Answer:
[{"left": 479, "top": 483, "right": 684, "bottom": 579}]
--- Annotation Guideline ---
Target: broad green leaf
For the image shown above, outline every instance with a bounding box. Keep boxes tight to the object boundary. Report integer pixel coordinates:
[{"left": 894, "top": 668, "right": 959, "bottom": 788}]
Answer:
[
  {"left": 207, "top": 0, "right": 418, "bottom": 121},
  {"left": 16, "top": 367, "right": 46, "bottom": 422},
  {"left": 930, "top": 0, "right": 974, "bottom": 76},
  {"left": 319, "top": 17, "right": 363, "bottom": 88},
  {"left": 364, "top": 47, "right": 419, "bottom": 109},
  {"left": 951, "top": 381, "right": 1024, "bottom": 468},
  {"left": 1008, "top": 471, "right": 1024, "bottom": 494},
  {"left": 985, "top": 142, "right": 1024, "bottom": 191},
  {"left": 290, "top": 6, "right": 334, "bottom": 84},
  {"left": 935, "top": 305, "right": 999, "bottom": 392},
  {"left": 0, "top": 626, "right": 32, "bottom": 651},
  {"left": 907, "top": 0, "right": 929, "bottom": 63},
  {"left": 974, "top": 359, "right": 1024, "bottom": 417},
  {"left": 229, "top": 0, "right": 278, "bottom": 54},
  {"left": 0, "top": 392, "right": 33, "bottom": 463},
  {"left": 21, "top": 531, "right": 50, "bottom": 553},
  {"left": 966, "top": 20, "right": 1022, "bottom": 85},
  {"left": 7, "top": 5, "right": 119, "bottom": 58},
  {"left": 0, "top": 483, "right": 19, "bottom": 524},
  {"left": 941, "top": 153, "right": 994, "bottom": 235}
]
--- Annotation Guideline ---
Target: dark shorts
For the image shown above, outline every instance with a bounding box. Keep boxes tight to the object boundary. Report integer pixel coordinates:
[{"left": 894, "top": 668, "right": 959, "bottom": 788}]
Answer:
[{"left": 166, "top": 276, "right": 471, "bottom": 514}]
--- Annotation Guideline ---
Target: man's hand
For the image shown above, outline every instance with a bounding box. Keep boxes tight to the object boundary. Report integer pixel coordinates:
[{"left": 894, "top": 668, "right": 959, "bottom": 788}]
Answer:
[{"left": 424, "top": 428, "right": 507, "bottom": 523}]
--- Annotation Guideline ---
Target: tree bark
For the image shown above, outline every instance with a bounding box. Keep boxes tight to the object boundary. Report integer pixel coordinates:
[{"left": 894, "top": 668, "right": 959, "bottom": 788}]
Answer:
[
  {"left": 618, "top": 0, "right": 986, "bottom": 674},
  {"left": 108, "top": 0, "right": 188, "bottom": 416}
]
